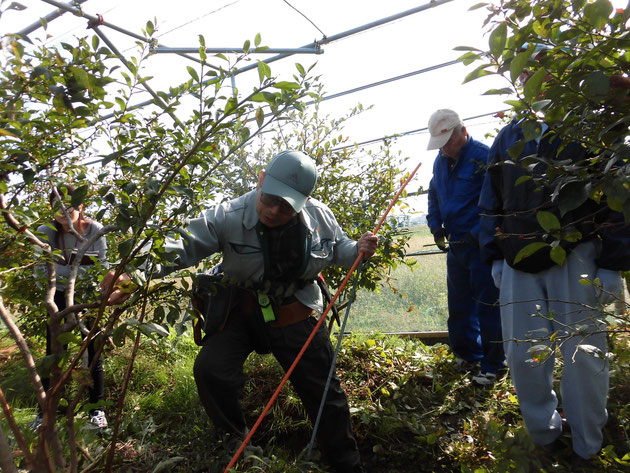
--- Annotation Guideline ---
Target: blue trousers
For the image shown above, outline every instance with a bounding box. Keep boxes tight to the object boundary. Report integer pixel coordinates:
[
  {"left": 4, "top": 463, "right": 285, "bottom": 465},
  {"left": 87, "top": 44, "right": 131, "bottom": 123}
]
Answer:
[{"left": 446, "top": 240, "right": 504, "bottom": 373}]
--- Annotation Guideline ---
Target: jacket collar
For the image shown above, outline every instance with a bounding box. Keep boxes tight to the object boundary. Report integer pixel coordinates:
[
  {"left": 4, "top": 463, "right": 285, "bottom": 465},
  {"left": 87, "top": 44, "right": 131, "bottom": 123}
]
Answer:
[
  {"left": 439, "top": 135, "right": 472, "bottom": 163},
  {"left": 243, "top": 190, "right": 259, "bottom": 230}
]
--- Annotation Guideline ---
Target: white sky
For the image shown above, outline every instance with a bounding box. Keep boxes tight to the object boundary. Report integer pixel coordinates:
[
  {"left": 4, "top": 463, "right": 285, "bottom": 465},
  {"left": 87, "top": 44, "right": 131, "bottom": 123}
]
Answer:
[{"left": 2, "top": 0, "right": 626, "bottom": 214}]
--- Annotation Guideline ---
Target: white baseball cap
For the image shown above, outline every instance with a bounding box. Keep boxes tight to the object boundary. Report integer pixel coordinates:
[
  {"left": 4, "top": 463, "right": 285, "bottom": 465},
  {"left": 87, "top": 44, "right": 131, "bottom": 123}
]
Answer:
[{"left": 426, "top": 109, "right": 463, "bottom": 150}]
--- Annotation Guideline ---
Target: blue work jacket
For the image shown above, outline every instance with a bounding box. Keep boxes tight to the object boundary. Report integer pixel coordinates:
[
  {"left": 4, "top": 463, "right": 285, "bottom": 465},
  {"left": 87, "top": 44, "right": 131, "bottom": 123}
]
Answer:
[
  {"left": 426, "top": 136, "right": 489, "bottom": 242},
  {"left": 478, "top": 119, "right": 630, "bottom": 272}
]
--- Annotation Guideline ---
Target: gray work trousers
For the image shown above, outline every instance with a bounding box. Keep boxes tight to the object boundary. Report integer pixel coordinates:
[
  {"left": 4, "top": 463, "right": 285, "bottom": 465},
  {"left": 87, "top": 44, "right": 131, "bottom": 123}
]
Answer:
[
  {"left": 498, "top": 241, "right": 609, "bottom": 459},
  {"left": 193, "top": 302, "right": 361, "bottom": 472}
]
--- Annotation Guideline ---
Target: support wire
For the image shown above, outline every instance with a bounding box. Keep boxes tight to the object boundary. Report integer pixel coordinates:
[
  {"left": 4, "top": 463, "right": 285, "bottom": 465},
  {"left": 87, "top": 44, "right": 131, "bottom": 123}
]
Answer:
[{"left": 305, "top": 258, "right": 365, "bottom": 464}]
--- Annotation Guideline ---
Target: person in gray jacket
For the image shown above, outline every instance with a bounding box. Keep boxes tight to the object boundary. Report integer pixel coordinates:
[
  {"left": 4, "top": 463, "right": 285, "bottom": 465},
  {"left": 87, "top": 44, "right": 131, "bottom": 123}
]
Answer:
[
  {"left": 33, "top": 184, "right": 109, "bottom": 430},
  {"left": 104, "top": 151, "right": 378, "bottom": 473}
]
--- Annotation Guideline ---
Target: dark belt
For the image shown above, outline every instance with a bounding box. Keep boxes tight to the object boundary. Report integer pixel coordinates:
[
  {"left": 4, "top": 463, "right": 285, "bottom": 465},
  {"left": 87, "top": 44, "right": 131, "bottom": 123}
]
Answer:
[{"left": 269, "top": 300, "right": 316, "bottom": 328}]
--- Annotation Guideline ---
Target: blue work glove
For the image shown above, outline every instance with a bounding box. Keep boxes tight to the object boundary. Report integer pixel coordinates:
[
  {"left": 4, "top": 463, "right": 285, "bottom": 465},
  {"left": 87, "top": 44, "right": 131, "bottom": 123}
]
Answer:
[
  {"left": 491, "top": 260, "right": 503, "bottom": 289},
  {"left": 433, "top": 228, "right": 448, "bottom": 252},
  {"left": 594, "top": 268, "right": 623, "bottom": 305}
]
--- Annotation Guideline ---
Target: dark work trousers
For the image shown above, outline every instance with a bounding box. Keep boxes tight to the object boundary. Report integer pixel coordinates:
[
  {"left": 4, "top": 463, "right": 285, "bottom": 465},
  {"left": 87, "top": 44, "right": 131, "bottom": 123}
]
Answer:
[
  {"left": 42, "top": 290, "right": 105, "bottom": 408},
  {"left": 446, "top": 240, "right": 505, "bottom": 373},
  {"left": 193, "top": 302, "right": 361, "bottom": 472}
]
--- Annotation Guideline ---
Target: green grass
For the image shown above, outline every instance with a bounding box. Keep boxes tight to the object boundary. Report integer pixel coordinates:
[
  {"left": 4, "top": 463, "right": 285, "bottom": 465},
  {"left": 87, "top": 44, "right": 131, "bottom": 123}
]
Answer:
[
  {"left": 347, "top": 225, "right": 448, "bottom": 333},
  {"left": 3, "top": 327, "right": 630, "bottom": 472}
]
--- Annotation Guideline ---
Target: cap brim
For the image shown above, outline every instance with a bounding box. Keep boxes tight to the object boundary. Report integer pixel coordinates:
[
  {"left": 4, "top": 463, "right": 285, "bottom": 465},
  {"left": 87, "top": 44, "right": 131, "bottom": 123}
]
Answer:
[
  {"left": 261, "top": 174, "right": 308, "bottom": 213},
  {"left": 426, "top": 129, "right": 454, "bottom": 150}
]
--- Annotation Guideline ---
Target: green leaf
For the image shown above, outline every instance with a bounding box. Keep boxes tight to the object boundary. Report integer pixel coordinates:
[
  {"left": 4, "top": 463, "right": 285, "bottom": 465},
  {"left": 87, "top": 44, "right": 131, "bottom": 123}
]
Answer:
[
  {"left": 295, "top": 62, "right": 305, "bottom": 76},
  {"left": 482, "top": 88, "right": 514, "bottom": 95},
  {"left": 70, "top": 66, "right": 90, "bottom": 91},
  {"left": 459, "top": 51, "right": 480, "bottom": 65},
  {"left": 172, "top": 185, "right": 194, "bottom": 199},
  {"left": 462, "top": 65, "right": 494, "bottom": 84},
  {"left": 507, "top": 140, "right": 525, "bottom": 159},
  {"left": 224, "top": 97, "right": 238, "bottom": 115},
  {"left": 70, "top": 185, "right": 89, "bottom": 208},
  {"left": 57, "top": 331, "right": 81, "bottom": 345},
  {"left": 118, "top": 238, "right": 135, "bottom": 258},
  {"left": 254, "top": 33, "right": 262, "bottom": 47},
  {"left": 531, "top": 99, "right": 551, "bottom": 111},
  {"left": 563, "top": 230, "right": 582, "bottom": 243},
  {"left": 112, "top": 324, "right": 128, "bottom": 347},
  {"left": 137, "top": 322, "right": 169, "bottom": 338},
  {"left": 0, "top": 128, "right": 18, "bottom": 137},
  {"left": 453, "top": 45, "right": 483, "bottom": 52},
  {"left": 537, "top": 211, "right": 561, "bottom": 232},
  {"left": 520, "top": 119, "right": 541, "bottom": 142},
  {"left": 257, "top": 60, "right": 271, "bottom": 83},
  {"left": 581, "top": 71, "right": 610, "bottom": 100},
  {"left": 510, "top": 49, "right": 532, "bottom": 82},
  {"left": 524, "top": 68, "right": 546, "bottom": 101},
  {"left": 273, "top": 81, "right": 300, "bottom": 91},
  {"left": 513, "top": 242, "right": 549, "bottom": 264},
  {"left": 146, "top": 20, "right": 154, "bottom": 36},
  {"left": 515, "top": 175, "right": 532, "bottom": 186},
  {"left": 557, "top": 181, "right": 591, "bottom": 216},
  {"left": 256, "top": 107, "right": 264, "bottom": 127},
  {"left": 243, "top": 39, "right": 250, "bottom": 53},
  {"left": 186, "top": 66, "right": 199, "bottom": 82},
  {"left": 251, "top": 91, "right": 278, "bottom": 103},
  {"left": 489, "top": 22, "right": 507, "bottom": 57},
  {"left": 584, "top": 0, "right": 613, "bottom": 30},
  {"left": 550, "top": 245, "right": 566, "bottom": 265}
]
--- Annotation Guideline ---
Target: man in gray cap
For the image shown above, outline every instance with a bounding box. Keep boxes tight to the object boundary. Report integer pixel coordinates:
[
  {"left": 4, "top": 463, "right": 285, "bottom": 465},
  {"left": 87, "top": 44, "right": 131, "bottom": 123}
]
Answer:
[
  {"left": 425, "top": 109, "right": 505, "bottom": 385},
  {"left": 104, "top": 150, "right": 377, "bottom": 472}
]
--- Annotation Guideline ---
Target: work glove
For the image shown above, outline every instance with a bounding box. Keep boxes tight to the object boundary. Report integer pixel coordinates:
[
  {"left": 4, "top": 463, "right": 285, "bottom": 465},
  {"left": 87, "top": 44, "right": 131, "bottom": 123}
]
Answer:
[
  {"left": 433, "top": 228, "right": 448, "bottom": 252},
  {"left": 594, "top": 268, "right": 623, "bottom": 305},
  {"left": 491, "top": 260, "right": 503, "bottom": 289}
]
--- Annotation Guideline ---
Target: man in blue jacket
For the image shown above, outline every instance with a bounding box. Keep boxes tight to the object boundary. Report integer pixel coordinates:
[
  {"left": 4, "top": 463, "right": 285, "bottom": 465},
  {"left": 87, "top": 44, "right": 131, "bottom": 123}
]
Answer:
[
  {"left": 426, "top": 109, "right": 505, "bottom": 385},
  {"left": 478, "top": 114, "right": 629, "bottom": 465}
]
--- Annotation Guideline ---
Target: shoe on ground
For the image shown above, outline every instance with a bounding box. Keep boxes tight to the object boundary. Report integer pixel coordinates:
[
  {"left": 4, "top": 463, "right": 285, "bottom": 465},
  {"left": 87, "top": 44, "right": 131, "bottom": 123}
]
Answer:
[
  {"left": 471, "top": 371, "right": 497, "bottom": 386},
  {"left": 455, "top": 357, "right": 479, "bottom": 373},
  {"left": 571, "top": 454, "right": 597, "bottom": 471},
  {"left": 89, "top": 409, "right": 108, "bottom": 428},
  {"left": 538, "top": 436, "right": 567, "bottom": 455},
  {"left": 28, "top": 414, "right": 43, "bottom": 432}
]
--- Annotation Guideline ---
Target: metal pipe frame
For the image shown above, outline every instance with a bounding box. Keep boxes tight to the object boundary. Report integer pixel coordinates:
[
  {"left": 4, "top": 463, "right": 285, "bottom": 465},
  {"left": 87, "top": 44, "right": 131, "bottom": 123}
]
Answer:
[
  {"left": 91, "top": 26, "right": 183, "bottom": 128},
  {"left": 36, "top": 0, "right": 209, "bottom": 66},
  {"left": 16, "top": 0, "right": 88, "bottom": 38},
  {"left": 153, "top": 46, "right": 323, "bottom": 55},
  {"left": 103, "top": 0, "right": 456, "bottom": 116}
]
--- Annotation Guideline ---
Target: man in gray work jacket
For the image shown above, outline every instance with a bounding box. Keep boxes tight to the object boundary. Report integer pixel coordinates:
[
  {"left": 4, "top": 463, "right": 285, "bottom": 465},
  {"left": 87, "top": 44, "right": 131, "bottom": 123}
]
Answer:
[{"left": 104, "top": 150, "right": 378, "bottom": 473}]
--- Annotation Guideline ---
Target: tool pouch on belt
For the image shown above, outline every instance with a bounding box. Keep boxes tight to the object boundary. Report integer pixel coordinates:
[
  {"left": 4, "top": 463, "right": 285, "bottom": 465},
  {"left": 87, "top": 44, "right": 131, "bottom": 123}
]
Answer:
[{"left": 191, "top": 272, "right": 233, "bottom": 346}]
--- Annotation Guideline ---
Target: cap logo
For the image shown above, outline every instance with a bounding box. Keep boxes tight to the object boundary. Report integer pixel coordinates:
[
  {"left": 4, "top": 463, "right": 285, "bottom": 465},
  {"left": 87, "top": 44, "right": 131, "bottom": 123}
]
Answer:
[
  {"left": 286, "top": 171, "right": 299, "bottom": 186},
  {"left": 440, "top": 128, "right": 448, "bottom": 134}
]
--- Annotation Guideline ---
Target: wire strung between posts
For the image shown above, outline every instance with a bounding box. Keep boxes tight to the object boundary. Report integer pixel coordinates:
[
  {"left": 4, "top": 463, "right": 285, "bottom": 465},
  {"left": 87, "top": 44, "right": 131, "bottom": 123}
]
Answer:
[
  {"left": 304, "top": 257, "right": 365, "bottom": 465},
  {"left": 223, "top": 160, "right": 423, "bottom": 473}
]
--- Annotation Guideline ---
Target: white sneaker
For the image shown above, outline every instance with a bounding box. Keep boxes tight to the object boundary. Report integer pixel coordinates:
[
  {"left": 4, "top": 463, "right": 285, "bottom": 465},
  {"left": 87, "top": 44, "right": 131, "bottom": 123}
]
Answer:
[
  {"left": 89, "top": 410, "right": 108, "bottom": 428},
  {"left": 472, "top": 371, "right": 497, "bottom": 386}
]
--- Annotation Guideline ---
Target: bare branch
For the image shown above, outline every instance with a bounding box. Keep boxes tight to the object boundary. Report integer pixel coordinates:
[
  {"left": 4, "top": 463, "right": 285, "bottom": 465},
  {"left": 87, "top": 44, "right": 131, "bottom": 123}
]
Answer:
[
  {"left": 0, "top": 387, "right": 31, "bottom": 471},
  {"left": 0, "top": 297, "right": 46, "bottom": 411}
]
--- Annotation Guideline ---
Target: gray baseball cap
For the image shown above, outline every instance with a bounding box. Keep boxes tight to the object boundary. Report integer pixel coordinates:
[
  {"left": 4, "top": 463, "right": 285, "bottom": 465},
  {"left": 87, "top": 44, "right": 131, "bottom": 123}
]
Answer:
[{"left": 261, "top": 150, "right": 318, "bottom": 213}]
